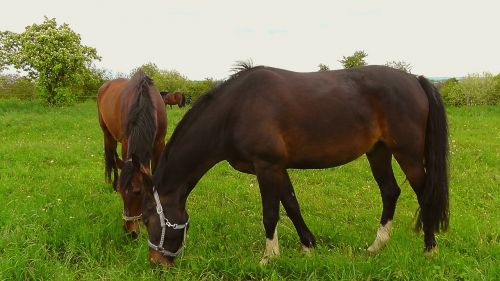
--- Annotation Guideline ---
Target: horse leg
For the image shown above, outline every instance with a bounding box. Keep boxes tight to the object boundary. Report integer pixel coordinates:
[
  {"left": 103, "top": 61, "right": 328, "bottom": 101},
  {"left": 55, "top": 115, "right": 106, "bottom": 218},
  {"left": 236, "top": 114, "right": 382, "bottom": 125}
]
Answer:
[
  {"left": 366, "top": 143, "right": 401, "bottom": 252},
  {"left": 255, "top": 163, "right": 281, "bottom": 265},
  {"left": 99, "top": 118, "right": 119, "bottom": 191},
  {"left": 256, "top": 163, "right": 316, "bottom": 263},
  {"left": 393, "top": 151, "right": 437, "bottom": 252}
]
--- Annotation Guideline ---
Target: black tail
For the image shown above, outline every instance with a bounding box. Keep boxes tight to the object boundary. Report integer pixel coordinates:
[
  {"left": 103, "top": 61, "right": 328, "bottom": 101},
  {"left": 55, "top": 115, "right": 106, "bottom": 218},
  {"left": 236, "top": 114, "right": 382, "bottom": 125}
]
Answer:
[{"left": 416, "top": 76, "right": 450, "bottom": 232}]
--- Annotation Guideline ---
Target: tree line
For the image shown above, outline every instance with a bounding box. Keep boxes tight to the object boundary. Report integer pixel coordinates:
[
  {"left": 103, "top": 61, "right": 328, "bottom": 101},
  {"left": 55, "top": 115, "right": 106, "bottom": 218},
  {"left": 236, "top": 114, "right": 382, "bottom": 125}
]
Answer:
[{"left": 1, "top": 17, "right": 498, "bottom": 106}]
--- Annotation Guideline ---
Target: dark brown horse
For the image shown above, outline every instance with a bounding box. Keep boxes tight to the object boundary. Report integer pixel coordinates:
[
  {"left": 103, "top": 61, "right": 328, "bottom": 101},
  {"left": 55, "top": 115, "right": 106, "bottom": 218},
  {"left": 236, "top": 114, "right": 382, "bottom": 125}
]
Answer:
[
  {"left": 97, "top": 71, "right": 167, "bottom": 238},
  {"left": 160, "top": 92, "right": 186, "bottom": 108},
  {"left": 136, "top": 65, "right": 449, "bottom": 266}
]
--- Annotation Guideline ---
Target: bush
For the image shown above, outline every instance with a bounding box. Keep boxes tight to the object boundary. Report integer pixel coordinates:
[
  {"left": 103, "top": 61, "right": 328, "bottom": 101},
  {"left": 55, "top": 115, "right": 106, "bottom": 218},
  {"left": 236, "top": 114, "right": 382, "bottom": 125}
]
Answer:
[
  {"left": 185, "top": 79, "right": 218, "bottom": 104},
  {"left": 72, "top": 67, "right": 108, "bottom": 101},
  {"left": 132, "top": 63, "right": 217, "bottom": 105},
  {"left": 439, "top": 74, "right": 499, "bottom": 106},
  {"left": 439, "top": 78, "right": 460, "bottom": 105},
  {"left": 153, "top": 70, "right": 189, "bottom": 94},
  {"left": 0, "top": 74, "right": 37, "bottom": 100}
]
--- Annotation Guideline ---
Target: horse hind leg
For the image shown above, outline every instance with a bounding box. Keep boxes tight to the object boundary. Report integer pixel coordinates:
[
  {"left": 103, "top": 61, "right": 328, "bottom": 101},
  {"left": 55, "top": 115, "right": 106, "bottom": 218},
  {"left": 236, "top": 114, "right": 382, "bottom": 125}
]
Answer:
[
  {"left": 100, "top": 121, "right": 119, "bottom": 190},
  {"left": 393, "top": 151, "right": 437, "bottom": 252},
  {"left": 366, "top": 143, "right": 401, "bottom": 253}
]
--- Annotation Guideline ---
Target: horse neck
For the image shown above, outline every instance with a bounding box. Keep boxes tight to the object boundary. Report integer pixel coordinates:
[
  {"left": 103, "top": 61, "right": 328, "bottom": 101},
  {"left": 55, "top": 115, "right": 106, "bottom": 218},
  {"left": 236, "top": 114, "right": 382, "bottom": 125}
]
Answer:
[{"left": 156, "top": 111, "right": 223, "bottom": 202}]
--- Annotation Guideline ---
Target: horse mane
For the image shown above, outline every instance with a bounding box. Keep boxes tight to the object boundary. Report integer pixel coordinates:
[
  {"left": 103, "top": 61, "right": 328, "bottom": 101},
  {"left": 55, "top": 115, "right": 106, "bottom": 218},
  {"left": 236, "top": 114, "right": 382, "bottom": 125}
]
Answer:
[
  {"left": 125, "top": 71, "right": 156, "bottom": 164},
  {"left": 230, "top": 59, "right": 254, "bottom": 77},
  {"left": 153, "top": 64, "right": 262, "bottom": 189}
]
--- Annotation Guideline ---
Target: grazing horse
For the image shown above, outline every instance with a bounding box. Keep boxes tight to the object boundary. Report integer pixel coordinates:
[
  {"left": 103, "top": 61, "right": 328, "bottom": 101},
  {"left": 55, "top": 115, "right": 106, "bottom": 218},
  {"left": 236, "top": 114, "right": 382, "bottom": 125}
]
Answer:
[
  {"left": 134, "top": 65, "right": 449, "bottom": 266},
  {"left": 97, "top": 71, "right": 167, "bottom": 239},
  {"left": 160, "top": 92, "right": 186, "bottom": 108}
]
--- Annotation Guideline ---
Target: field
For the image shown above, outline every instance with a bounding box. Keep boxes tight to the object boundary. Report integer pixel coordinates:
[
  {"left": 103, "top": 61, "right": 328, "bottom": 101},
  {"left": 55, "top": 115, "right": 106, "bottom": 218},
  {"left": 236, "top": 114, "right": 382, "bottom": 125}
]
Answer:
[{"left": 0, "top": 100, "right": 499, "bottom": 280}]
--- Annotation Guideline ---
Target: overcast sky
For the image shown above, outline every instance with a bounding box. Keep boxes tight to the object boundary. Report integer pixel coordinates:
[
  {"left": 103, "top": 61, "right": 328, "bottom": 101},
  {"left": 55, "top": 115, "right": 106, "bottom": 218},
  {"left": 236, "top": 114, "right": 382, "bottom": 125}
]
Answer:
[{"left": 1, "top": 0, "right": 499, "bottom": 80}]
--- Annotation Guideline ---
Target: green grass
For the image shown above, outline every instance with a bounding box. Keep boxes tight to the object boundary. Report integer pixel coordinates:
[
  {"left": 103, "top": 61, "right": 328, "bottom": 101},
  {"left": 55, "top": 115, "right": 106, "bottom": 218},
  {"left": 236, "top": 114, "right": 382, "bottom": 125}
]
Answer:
[{"left": 0, "top": 100, "right": 498, "bottom": 280}]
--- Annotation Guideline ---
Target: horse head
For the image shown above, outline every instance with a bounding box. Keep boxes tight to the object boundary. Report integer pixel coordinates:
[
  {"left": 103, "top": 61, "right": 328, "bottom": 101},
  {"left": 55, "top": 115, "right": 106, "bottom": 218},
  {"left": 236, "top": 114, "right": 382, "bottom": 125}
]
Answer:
[
  {"left": 139, "top": 173, "right": 189, "bottom": 266},
  {"left": 117, "top": 154, "right": 151, "bottom": 239}
]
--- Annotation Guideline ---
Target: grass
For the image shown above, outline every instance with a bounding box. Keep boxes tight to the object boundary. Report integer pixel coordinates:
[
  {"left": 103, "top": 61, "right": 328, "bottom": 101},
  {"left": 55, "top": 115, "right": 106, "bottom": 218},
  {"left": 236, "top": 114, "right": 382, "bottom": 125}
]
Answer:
[{"left": 0, "top": 100, "right": 498, "bottom": 280}]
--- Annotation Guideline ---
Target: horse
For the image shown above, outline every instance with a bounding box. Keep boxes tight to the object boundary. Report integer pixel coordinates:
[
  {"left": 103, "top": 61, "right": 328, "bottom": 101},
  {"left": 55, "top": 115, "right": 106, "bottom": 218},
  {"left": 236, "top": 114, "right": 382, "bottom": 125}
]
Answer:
[
  {"left": 97, "top": 71, "right": 167, "bottom": 239},
  {"left": 134, "top": 65, "right": 449, "bottom": 266},
  {"left": 160, "top": 91, "right": 186, "bottom": 108}
]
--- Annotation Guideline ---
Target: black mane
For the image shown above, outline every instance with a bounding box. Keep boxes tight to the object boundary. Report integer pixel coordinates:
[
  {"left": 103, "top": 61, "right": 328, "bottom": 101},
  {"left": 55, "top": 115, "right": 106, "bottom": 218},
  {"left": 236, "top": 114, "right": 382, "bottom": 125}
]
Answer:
[
  {"left": 120, "top": 71, "right": 156, "bottom": 188},
  {"left": 153, "top": 65, "right": 262, "bottom": 187}
]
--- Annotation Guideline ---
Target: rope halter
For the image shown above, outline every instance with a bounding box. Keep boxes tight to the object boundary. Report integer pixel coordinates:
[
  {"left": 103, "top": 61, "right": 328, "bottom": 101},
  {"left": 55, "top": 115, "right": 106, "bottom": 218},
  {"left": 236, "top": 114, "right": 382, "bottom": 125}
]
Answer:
[
  {"left": 122, "top": 210, "right": 142, "bottom": 222},
  {"left": 147, "top": 187, "right": 189, "bottom": 258}
]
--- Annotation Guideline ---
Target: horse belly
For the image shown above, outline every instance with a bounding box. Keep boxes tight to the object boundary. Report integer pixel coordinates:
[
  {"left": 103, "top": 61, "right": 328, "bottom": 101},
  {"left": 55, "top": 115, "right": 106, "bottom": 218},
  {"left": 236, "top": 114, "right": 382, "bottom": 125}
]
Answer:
[
  {"left": 284, "top": 116, "right": 380, "bottom": 169},
  {"left": 286, "top": 134, "right": 376, "bottom": 169}
]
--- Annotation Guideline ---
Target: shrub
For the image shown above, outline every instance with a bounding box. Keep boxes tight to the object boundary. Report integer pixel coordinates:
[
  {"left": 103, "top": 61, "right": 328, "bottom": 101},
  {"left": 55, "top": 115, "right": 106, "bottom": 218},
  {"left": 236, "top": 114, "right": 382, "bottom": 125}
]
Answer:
[
  {"left": 439, "top": 74, "right": 499, "bottom": 106},
  {"left": 185, "top": 79, "right": 218, "bottom": 104},
  {"left": 439, "top": 78, "right": 460, "bottom": 105},
  {"left": 0, "top": 74, "right": 37, "bottom": 100}
]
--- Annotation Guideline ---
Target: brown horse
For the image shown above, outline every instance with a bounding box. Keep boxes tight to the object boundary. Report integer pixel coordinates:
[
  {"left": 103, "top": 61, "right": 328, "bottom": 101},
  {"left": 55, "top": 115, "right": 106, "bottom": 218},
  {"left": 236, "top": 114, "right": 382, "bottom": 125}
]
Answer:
[
  {"left": 160, "top": 92, "right": 186, "bottom": 108},
  {"left": 135, "top": 65, "right": 449, "bottom": 266},
  {"left": 97, "top": 71, "right": 167, "bottom": 239}
]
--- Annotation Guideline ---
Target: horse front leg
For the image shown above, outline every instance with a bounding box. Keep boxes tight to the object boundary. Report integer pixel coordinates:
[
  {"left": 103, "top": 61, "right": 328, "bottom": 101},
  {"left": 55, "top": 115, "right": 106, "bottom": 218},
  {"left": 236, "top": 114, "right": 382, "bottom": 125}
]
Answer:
[
  {"left": 255, "top": 164, "right": 281, "bottom": 265},
  {"left": 255, "top": 164, "right": 315, "bottom": 264}
]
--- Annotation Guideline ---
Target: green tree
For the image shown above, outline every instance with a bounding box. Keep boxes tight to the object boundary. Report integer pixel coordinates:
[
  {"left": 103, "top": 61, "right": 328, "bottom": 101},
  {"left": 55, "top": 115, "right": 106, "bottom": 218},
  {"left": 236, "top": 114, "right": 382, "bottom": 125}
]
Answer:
[
  {"left": 339, "top": 50, "right": 368, "bottom": 69},
  {"left": 130, "top": 62, "right": 160, "bottom": 78},
  {"left": 0, "top": 17, "right": 100, "bottom": 105},
  {"left": 318, "top": 63, "right": 330, "bottom": 72},
  {"left": 385, "top": 60, "right": 413, "bottom": 73}
]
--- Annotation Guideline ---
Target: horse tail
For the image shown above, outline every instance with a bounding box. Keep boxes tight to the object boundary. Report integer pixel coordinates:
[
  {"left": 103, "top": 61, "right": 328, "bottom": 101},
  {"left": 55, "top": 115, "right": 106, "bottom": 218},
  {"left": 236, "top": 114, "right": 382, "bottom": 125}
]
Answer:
[
  {"left": 126, "top": 71, "right": 156, "bottom": 164},
  {"left": 416, "top": 76, "right": 450, "bottom": 233}
]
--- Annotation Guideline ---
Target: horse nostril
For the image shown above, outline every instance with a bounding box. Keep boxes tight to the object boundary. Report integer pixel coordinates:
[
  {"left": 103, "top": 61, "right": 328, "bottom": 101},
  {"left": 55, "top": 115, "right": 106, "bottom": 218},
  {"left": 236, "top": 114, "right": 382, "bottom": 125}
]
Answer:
[{"left": 130, "top": 230, "right": 138, "bottom": 240}]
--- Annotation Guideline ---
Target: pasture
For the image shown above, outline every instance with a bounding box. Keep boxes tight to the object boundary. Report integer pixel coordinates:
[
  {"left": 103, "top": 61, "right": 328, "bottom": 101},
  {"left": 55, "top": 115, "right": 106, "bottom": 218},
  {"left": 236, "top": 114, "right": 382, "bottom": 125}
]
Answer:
[{"left": 0, "top": 100, "right": 498, "bottom": 280}]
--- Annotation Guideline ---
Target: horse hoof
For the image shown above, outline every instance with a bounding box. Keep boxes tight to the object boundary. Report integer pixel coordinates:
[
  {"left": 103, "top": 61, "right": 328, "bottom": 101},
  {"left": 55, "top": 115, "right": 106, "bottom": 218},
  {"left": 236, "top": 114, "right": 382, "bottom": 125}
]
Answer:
[
  {"left": 259, "top": 257, "right": 269, "bottom": 266},
  {"left": 301, "top": 245, "right": 313, "bottom": 256},
  {"left": 424, "top": 246, "right": 439, "bottom": 258}
]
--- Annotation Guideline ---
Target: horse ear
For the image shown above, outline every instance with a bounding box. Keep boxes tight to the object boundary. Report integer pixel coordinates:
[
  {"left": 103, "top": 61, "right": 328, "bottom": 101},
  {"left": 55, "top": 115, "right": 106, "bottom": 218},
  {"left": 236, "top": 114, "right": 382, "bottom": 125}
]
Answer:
[{"left": 140, "top": 164, "right": 153, "bottom": 192}]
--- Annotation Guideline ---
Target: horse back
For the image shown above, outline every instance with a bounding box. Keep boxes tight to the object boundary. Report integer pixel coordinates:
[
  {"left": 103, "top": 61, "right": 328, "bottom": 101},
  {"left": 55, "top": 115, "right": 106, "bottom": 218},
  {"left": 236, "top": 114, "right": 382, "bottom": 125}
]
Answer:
[
  {"left": 97, "top": 78, "right": 130, "bottom": 141},
  {"left": 224, "top": 66, "right": 429, "bottom": 169}
]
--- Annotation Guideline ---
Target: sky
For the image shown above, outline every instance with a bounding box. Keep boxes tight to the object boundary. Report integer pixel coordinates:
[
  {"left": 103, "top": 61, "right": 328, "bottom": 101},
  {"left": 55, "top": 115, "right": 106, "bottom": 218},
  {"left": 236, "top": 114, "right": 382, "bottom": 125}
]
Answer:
[{"left": 1, "top": 0, "right": 499, "bottom": 80}]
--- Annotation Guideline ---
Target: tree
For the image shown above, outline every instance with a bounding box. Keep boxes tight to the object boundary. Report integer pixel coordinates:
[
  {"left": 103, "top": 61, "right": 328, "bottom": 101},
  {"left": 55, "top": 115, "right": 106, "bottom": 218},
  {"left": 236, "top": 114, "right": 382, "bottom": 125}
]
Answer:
[
  {"left": 339, "top": 50, "right": 368, "bottom": 69},
  {"left": 318, "top": 63, "right": 330, "bottom": 72},
  {"left": 385, "top": 60, "right": 413, "bottom": 73},
  {"left": 0, "top": 17, "right": 100, "bottom": 105},
  {"left": 130, "top": 62, "right": 160, "bottom": 78}
]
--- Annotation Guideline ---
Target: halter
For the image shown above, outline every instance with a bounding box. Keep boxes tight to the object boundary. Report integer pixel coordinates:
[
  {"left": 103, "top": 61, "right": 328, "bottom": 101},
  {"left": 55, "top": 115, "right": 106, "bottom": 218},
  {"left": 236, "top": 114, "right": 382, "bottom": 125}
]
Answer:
[
  {"left": 147, "top": 187, "right": 189, "bottom": 257},
  {"left": 122, "top": 210, "right": 142, "bottom": 222}
]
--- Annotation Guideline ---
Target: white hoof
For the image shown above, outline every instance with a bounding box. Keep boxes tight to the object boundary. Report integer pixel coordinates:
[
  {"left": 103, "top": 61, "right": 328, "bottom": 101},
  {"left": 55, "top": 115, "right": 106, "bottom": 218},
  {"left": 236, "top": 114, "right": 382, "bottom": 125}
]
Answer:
[
  {"left": 301, "top": 245, "right": 313, "bottom": 256},
  {"left": 367, "top": 220, "right": 393, "bottom": 253},
  {"left": 259, "top": 230, "right": 280, "bottom": 265}
]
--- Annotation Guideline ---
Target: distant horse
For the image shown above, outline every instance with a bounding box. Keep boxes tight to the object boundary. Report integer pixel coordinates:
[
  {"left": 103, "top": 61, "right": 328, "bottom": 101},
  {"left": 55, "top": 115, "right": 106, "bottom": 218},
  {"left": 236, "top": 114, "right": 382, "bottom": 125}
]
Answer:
[
  {"left": 136, "top": 65, "right": 449, "bottom": 266},
  {"left": 97, "top": 71, "right": 167, "bottom": 239},
  {"left": 160, "top": 92, "right": 186, "bottom": 108}
]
